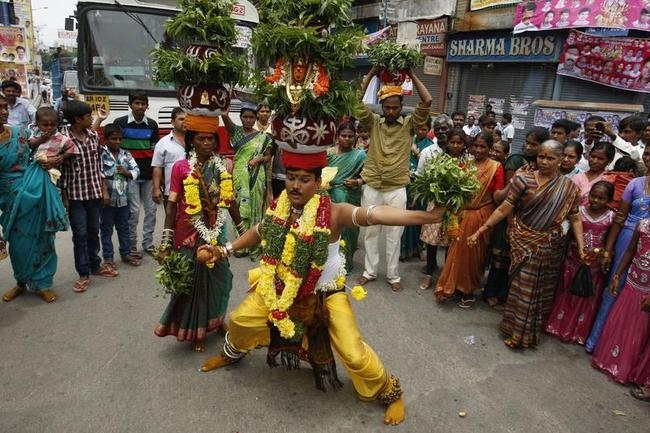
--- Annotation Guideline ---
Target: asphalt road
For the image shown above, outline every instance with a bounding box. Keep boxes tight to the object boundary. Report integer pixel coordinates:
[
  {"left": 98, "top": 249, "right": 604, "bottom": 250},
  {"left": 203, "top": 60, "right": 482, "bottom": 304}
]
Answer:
[{"left": 1, "top": 207, "right": 648, "bottom": 433}]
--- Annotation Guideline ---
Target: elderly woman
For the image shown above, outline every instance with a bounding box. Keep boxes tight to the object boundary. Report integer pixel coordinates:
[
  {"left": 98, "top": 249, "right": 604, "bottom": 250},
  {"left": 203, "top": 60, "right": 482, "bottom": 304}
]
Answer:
[
  {"left": 222, "top": 102, "right": 274, "bottom": 252},
  {"left": 468, "top": 140, "right": 585, "bottom": 349}
]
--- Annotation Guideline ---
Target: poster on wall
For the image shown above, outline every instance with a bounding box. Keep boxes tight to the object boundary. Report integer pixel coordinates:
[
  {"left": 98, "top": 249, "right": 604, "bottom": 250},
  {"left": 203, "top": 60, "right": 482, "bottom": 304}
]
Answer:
[
  {"left": 467, "top": 94, "right": 487, "bottom": 117},
  {"left": 533, "top": 107, "right": 636, "bottom": 140},
  {"left": 471, "top": 0, "right": 519, "bottom": 10},
  {"left": 513, "top": 0, "right": 650, "bottom": 35},
  {"left": 0, "top": 63, "right": 27, "bottom": 95},
  {"left": 0, "top": 26, "right": 29, "bottom": 63},
  {"left": 557, "top": 30, "right": 650, "bottom": 93}
]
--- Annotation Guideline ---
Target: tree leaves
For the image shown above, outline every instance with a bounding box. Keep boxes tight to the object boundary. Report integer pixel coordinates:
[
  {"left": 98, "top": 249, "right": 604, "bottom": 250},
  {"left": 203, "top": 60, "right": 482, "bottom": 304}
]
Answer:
[{"left": 367, "top": 40, "right": 424, "bottom": 72}]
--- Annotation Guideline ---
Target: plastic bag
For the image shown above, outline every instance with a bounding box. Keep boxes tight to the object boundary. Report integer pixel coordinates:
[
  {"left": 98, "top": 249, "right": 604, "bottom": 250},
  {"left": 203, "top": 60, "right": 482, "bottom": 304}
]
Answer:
[{"left": 569, "top": 264, "right": 593, "bottom": 297}]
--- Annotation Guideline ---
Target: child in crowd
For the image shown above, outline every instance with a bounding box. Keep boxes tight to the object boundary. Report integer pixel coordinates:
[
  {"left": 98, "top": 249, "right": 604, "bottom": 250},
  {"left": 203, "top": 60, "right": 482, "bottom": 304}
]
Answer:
[
  {"left": 592, "top": 215, "right": 650, "bottom": 398},
  {"left": 546, "top": 181, "right": 615, "bottom": 344},
  {"left": 100, "top": 123, "right": 140, "bottom": 271},
  {"left": 29, "top": 106, "right": 78, "bottom": 183},
  {"left": 60, "top": 100, "right": 112, "bottom": 293},
  {"left": 571, "top": 142, "right": 615, "bottom": 205},
  {"left": 355, "top": 123, "right": 370, "bottom": 151},
  {"left": 602, "top": 156, "right": 639, "bottom": 212},
  {"left": 418, "top": 127, "right": 466, "bottom": 290}
]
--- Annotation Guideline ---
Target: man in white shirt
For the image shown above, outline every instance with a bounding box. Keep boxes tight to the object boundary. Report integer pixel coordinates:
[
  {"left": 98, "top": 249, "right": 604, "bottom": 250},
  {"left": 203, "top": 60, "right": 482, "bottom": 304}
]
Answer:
[
  {"left": 600, "top": 115, "right": 644, "bottom": 170},
  {"left": 463, "top": 114, "right": 480, "bottom": 137},
  {"left": 151, "top": 107, "right": 186, "bottom": 208},
  {"left": 2, "top": 80, "right": 35, "bottom": 128},
  {"left": 497, "top": 113, "right": 515, "bottom": 146}
]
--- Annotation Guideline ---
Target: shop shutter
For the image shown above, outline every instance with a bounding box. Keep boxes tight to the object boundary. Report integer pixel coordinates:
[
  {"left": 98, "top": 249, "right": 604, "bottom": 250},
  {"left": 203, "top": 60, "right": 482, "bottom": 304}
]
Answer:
[
  {"left": 402, "top": 63, "right": 443, "bottom": 114},
  {"left": 455, "top": 62, "right": 556, "bottom": 153}
]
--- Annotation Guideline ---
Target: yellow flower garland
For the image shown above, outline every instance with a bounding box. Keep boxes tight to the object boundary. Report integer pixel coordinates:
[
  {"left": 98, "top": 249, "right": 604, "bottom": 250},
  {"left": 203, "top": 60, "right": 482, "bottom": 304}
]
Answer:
[
  {"left": 183, "top": 175, "right": 202, "bottom": 215},
  {"left": 257, "top": 191, "right": 330, "bottom": 338}
]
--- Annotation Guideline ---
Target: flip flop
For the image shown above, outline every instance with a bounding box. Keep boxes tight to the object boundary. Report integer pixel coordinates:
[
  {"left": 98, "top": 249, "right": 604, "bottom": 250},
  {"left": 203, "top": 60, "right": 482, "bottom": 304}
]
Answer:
[
  {"left": 2, "top": 285, "right": 26, "bottom": 302},
  {"left": 630, "top": 387, "right": 650, "bottom": 402},
  {"left": 457, "top": 298, "right": 476, "bottom": 309},
  {"left": 73, "top": 277, "right": 91, "bottom": 293},
  {"left": 357, "top": 276, "right": 375, "bottom": 286},
  {"left": 390, "top": 282, "right": 402, "bottom": 292},
  {"left": 93, "top": 264, "right": 119, "bottom": 277}
]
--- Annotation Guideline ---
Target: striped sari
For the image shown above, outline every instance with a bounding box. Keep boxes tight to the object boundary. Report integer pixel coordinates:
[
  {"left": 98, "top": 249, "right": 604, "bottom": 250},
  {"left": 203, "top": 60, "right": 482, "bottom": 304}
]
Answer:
[{"left": 500, "top": 173, "right": 580, "bottom": 348}]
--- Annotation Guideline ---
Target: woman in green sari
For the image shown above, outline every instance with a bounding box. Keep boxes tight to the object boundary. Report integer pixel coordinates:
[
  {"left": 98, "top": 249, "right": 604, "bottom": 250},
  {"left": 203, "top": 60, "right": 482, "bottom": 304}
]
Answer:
[
  {"left": 327, "top": 122, "right": 366, "bottom": 273},
  {"left": 222, "top": 103, "right": 273, "bottom": 254}
]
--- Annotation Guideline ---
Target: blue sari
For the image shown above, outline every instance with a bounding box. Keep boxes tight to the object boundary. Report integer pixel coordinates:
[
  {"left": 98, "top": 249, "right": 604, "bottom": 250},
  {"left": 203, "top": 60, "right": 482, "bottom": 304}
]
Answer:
[
  {"left": 586, "top": 176, "right": 650, "bottom": 353},
  {"left": 0, "top": 126, "right": 68, "bottom": 291}
]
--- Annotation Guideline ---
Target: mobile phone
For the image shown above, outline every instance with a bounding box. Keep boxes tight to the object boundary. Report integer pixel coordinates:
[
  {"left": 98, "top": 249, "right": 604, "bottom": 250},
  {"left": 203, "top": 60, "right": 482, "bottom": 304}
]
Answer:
[{"left": 595, "top": 122, "right": 605, "bottom": 132}]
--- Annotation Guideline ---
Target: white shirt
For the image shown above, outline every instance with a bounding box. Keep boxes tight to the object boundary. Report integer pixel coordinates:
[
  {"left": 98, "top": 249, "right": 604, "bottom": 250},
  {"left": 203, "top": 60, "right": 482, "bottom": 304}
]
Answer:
[
  {"left": 501, "top": 123, "right": 515, "bottom": 142},
  {"left": 578, "top": 136, "right": 642, "bottom": 171},
  {"left": 151, "top": 132, "right": 186, "bottom": 195},
  {"left": 416, "top": 143, "right": 443, "bottom": 177}
]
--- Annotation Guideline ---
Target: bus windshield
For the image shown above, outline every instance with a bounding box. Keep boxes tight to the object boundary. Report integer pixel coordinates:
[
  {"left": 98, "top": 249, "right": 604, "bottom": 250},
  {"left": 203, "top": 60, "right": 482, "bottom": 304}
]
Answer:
[
  {"left": 78, "top": 7, "right": 176, "bottom": 94},
  {"left": 78, "top": 5, "right": 252, "bottom": 96}
]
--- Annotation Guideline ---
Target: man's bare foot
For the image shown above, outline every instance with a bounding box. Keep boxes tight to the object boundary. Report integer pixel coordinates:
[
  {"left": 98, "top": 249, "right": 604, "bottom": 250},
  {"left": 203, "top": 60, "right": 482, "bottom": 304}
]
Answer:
[
  {"left": 200, "top": 354, "right": 235, "bottom": 372},
  {"left": 2, "top": 285, "right": 26, "bottom": 302},
  {"left": 383, "top": 396, "right": 405, "bottom": 425}
]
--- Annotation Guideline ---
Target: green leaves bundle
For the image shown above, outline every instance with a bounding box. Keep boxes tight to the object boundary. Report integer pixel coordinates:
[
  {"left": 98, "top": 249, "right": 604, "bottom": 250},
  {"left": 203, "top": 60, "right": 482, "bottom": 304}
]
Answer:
[
  {"left": 367, "top": 40, "right": 423, "bottom": 72},
  {"left": 155, "top": 251, "right": 194, "bottom": 298},
  {"left": 411, "top": 154, "right": 481, "bottom": 212}
]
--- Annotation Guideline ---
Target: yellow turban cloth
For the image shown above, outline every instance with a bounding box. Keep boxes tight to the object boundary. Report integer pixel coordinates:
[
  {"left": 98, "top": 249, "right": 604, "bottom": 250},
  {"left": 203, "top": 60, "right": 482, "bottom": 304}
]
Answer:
[{"left": 377, "top": 85, "right": 403, "bottom": 101}]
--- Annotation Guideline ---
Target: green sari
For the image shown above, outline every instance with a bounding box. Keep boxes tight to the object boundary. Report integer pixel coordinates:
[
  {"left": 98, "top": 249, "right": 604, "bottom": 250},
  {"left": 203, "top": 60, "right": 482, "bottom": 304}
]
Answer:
[
  {"left": 0, "top": 126, "right": 68, "bottom": 291},
  {"left": 230, "top": 125, "right": 273, "bottom": 230},
  {"left": 327, "top": 148, "right": 366, "bottom": 273}
]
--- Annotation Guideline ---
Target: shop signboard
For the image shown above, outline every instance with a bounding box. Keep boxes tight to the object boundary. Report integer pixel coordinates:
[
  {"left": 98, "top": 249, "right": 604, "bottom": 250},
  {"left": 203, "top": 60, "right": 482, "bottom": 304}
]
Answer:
[
  {"left": 470, "top": 0, "right": 519, "bottom": 11},
  {"left": 447, "top": 31, "right": 563, "bottom": 62},
  {"left": 417, "top": 18, "right": 447, "bottom": 56}
]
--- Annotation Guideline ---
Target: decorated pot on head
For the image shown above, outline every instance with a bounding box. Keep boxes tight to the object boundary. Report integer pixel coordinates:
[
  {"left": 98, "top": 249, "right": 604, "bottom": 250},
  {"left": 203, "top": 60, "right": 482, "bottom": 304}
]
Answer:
[
  {"left": 378, "top": 69, "right": 408, "bottom": 86},
  {"left": 178, "top": 83, "right": 230, "bottom": 117}
]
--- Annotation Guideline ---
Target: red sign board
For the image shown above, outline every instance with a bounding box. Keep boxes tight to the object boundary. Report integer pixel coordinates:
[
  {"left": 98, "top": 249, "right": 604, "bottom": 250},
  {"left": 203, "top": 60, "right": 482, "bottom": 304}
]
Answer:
[{"left": 417, "top": 18, "right": 447, "bottom": 57}]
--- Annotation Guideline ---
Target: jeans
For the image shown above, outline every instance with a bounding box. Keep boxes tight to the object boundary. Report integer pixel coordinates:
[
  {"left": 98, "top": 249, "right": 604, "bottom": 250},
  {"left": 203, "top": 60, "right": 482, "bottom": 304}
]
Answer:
[
  {"left": 68, "top": 199, "right": 102, "bottom": 277},
  {"left": 100, "top": 205, "right": 131, "bottom": 260},
  {"left": 128, "top": 179, "right": 157, "bottom": 250},
  {"left": 361, "top": 185, "right": 407, "bottom": 284}
]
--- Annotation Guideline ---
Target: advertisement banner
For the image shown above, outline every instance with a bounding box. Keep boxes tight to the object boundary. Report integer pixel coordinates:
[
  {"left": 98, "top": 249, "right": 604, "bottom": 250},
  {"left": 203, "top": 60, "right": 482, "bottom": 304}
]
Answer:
[
  {"left": 557, "top": 30, "right": 650, "bottom": 93},
  {"left": 0, "top": 26, "right": 29, "bottom": 63},
  {"left": 447, "top": 31, "right": 564, "bottom": 62},
  {"left": 513, "top": 0, "right": 650, "bottom": 35},
  {"left": 471, "top": 0, "right": 519, "bottom": 11},
  {"left": 534, "top": 107, "right": 636, "bottom": 139},
  {"left": 0, "top": 63, "right": 27, "bottom": 95}
]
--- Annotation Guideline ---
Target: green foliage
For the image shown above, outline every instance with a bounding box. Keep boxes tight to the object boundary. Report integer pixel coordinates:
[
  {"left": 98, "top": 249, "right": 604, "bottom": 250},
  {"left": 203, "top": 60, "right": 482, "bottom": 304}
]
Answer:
[
  {"left": 410, "top": 154, "right": 481, "bottom": 212},
  {"left": 165, "top": 0, "right": 237, "bottom": 45},
  {"left": 151, "top": 47, "right": 248, "bottom": 85},
  {"left": 367, "top": 40, "right": 424, "bottom": 72},
  {"left": 254, "top": 0, "right": 353, "bottom": 28},
  {"left": 154, "top": 250, "right": 194, "bottom": 298}
]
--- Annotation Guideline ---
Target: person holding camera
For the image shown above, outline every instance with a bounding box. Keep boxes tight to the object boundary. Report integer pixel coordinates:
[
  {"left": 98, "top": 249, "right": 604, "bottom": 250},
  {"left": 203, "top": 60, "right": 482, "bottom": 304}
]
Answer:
[{"left": 578, "top": 115, "right": 644, "bottom": 171}]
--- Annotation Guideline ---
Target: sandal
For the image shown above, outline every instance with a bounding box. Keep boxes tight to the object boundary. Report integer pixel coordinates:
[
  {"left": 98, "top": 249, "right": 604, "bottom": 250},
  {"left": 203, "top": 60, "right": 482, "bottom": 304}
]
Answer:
[
  {"left": 357, "top": 276, "right": 375, "bottom": 286},
  {"left": 103, "top": 260, "right": 118, "bottom": 271},
  {"left": 73, "top": 277, "right": 91, "bottom": 293},
  {"left": 419, "top": 275, "right": 433, "bottom": 290},
  {"left": 457, "top": 298, "right": 476, "bottom": 309},
  {"left": 2, "top": 285, "right": 26, "bottom": 302},
  {"left": 390, "top": 282, "right": 402, "bottom": 292},
  {"left": 129, "top": 248, "right": 143, "bottom": 260},
  {"left": 630, "top": 387, "right": 650, "bottom": 402},
  {"left": 93, "top": 263, "right": 119, "bottom": 277},
  {"left": 37, "top": 289, "right": 57, "bottom": 303},
  {"left": 121, "top": 254, "right": 142, "bottom": 267}
]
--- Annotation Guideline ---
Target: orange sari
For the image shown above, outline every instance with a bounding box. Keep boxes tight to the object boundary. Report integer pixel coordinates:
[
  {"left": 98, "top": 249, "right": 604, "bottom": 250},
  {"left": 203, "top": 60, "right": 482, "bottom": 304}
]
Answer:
[{"left": 435, "top": 159, "right": 504, "bottom": 301}]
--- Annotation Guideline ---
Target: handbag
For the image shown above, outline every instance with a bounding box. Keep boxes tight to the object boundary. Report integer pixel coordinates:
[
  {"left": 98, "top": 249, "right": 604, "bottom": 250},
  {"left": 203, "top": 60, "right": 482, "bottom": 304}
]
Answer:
[{"left": 569, "top": 264, "right": 594, "bottom": 297}]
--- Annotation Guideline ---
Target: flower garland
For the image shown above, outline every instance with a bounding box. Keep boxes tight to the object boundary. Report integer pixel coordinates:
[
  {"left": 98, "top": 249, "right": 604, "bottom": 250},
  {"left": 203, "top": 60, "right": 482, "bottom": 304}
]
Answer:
[
  {"left": 257, "top": 191, "right": 331, "bottom": 338},
  {"left": 311, "top": 62, "right": 330, "bottom": 97},
  {"left": 264, "top": 58, "right": 286, "bottom": 84},
  {"left": 264, "top": 57, "right": 329, "bottom": 99},
  {"left": 183, "top": 151, "right": 234, "bottom": 246}
]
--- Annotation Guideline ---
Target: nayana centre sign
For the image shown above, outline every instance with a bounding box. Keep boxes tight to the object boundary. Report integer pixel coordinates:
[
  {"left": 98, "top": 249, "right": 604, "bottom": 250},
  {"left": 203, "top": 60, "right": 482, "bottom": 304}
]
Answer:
[{"left": 447, "top": 32, "right": 564, "bottom": 62}]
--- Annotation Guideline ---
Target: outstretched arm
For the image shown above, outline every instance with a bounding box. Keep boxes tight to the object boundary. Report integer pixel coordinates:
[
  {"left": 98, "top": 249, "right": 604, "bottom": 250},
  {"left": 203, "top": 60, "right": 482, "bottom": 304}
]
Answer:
[
  {"left": 334, "top": 202, "right": 444, "bottom": 230},
  {"left": 467, "top": 201, "right": 514, "bottom": 246}
]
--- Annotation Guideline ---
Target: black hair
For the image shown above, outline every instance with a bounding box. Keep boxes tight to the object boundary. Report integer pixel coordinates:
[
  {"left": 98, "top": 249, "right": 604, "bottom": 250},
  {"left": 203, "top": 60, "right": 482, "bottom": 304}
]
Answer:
[
  {"left": 579, "top": 7, "right": 590, "bottom": 13},
  {"left": 128, "top": 90, "right": 149, "bottom": 105},
  {"left": 171, "top": 107, "right": 184, "bottom": 121},
  {"left": 564, "top": 140, "right": 584, "bottom": 159},
  {"left": 494, "top": 140, "right": 510, "bottom": 154},
  {"left": 591, "top": 141, "right": 616, "bottom": 162},
  {"left": 479, "top": 115, "right": 496, "bottom": 127},
  {"left": 585, "top": 115, "right": 606, "bottom": 128},
  {"left": 240, "top": 106, "right": 258, "bottom": 116},
  {"left": 103, "top": 123, "right": 123, "bottom": 140},
  {"left": 493, "top": 129, "right": 503, "bottom": 137},
  {"left": 451, "top": 111, "right": 466, "bottom": 120},
  {"left": 285, "top": 167, "right": 323, "bottom": 179},
  {"left": 590, "top": 180, "right": 614, "bottom": 201},
  {"left": 447, "top": 127, "right": 468, "bottom": 144},
  {"left": 568, "top": 120, "right": 580, "bottom": 132},
  {"left": 35, "top": 106, "right": 58, "bottom": 122},
  {"left": 474, "top": 131, "right": 494, "bottom": 148},
  {"left": 486, "top": 111, "right": 497, "bottom": 117},
  {"left": 618, "top": 115, "right": 645, "bottom": 134},
  {"left": 15, "top": 45, "right": 24, "bottom": 52},
  {"left": 337, "top": 121, "right": 356, "bottom": 135},
  {"left": 526, "top": 126, "right": 550, "bottom": 143},
  {"left": 613, "top": 156, "right": 637, "bottom": 172},
  {"left": 63, "top": 100, "right": 92, "bottom": 125},
  {"left": 1, "top": 79, "right": 20, "bottom": 92},
  {"left": 551, "top": 119, "right": 572, "bottom": 134},
  {"left": 524, "top": 1, "right": 536, "bottom": 11},
  {"left": 184, "top": 130, "right": 220, "bottom": 155},
  {"left": 502, "top": 113, "right": 512, "bottom": 122}
]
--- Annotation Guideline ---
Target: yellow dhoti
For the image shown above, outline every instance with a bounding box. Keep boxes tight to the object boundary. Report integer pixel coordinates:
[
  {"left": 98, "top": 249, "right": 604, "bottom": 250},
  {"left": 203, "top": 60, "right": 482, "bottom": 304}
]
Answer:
[{"left": 226, "top": 290, "right": 395, "bottom": 401}]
